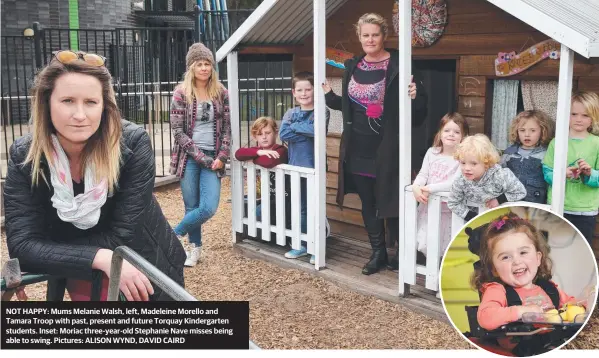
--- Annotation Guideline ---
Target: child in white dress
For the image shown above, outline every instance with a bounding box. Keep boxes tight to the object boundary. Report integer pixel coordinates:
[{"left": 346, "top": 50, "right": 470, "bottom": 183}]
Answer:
[{"left": 413, "top": 113, "right": 469, "bottom": 260}]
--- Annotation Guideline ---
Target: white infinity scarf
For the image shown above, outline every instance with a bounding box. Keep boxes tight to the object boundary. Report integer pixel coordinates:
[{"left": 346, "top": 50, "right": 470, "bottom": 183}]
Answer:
[{"left": 48, "top": 134, "right": 108, "bottom": 230}]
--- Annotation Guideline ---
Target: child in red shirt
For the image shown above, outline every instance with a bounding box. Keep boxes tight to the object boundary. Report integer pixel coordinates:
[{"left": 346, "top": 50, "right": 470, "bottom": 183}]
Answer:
[
  {"left": 235, "top": 117, "right": 289, "bottom": 225},
  {"left": 472, "top": 213, "right": 579, "bottom": 351}
]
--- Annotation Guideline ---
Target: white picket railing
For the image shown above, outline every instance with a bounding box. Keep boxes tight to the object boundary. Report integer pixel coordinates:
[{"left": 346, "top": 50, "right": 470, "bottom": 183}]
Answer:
[
  {"left": 401, "top": 187, "right": 459, "bottom": 294},
  {"left": 400, "top": 186, "right": 489, "bottom": 296},
  {"left": 400, "top": 186, "right": 549, "bottom": 296},
  {"left": 234, "top": 162, "right": 321, "bottom": 264}
]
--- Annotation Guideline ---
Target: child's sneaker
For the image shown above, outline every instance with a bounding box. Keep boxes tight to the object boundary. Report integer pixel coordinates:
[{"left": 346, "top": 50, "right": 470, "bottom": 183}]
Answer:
[
  {"left": 184, "top": 244, "right": 202, "bottom": 267},
  {"left": 284, "top": 246, "right": 308, "bottom": 259},
  {"left": 309, "top": 255, "right": 315, "bottom": 265}
]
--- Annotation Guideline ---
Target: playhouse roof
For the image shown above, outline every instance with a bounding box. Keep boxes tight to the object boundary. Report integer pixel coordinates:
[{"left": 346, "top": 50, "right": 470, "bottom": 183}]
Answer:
[
  {"left": 215, "top": 0, "right": 349, "bottom": 62},
  {"left": 216, "top": 0, "right": 599, "bottom": 62},
  {"left": 487, "top": 0, "right": 599, "bottom": 58}
]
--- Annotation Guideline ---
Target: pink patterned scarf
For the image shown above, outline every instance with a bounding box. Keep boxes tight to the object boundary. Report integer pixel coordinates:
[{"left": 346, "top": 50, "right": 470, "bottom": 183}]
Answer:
[{"left": 48, "top": 134, "right": 108, "bottom": 230}]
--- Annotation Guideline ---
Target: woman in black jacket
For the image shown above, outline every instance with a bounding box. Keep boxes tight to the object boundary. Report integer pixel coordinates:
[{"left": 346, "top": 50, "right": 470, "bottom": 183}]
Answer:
[
  {"left": 4, "top": 50, "right": 186, "bottom": 301},
  {"left": 323, "top": 13, "right": 428, "bottom": 275}
]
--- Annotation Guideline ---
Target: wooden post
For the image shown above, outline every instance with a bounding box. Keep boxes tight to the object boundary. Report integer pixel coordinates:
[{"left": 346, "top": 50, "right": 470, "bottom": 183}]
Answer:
[
  {"left": 551, "top": 45, "right": 574, "bottom": 216},
  {"left": 227, "top": 51, "right": 244, "bottom": 242},
  {"left": 398, "top": 0, "right": 412, "bottom": 296},
  {"left": 313, "top": 0, "right": 327, "bottom": 270}
]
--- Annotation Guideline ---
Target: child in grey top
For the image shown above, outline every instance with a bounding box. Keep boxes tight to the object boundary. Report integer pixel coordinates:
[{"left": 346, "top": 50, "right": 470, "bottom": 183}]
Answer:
[{"left": 448, "top": 134, "right": 527, "bottom": 221}]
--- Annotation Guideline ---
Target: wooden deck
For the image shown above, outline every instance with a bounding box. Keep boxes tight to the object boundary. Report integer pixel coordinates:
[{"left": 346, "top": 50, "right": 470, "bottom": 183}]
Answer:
[{"left": 234, "top": 233, "right": 448, "bottom": 323}]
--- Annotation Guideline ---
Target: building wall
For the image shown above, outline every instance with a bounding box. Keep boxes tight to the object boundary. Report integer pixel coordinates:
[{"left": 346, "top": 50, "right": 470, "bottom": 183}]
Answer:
[
  {"left": 77, "top": 0, "right": 137, "bottom": 28},
  {"left": 1, "top": 1, "right": 68, "bottom": 36},
  {"left": 0, "top": 0, "right": 138, "bottom": 35},
  {"left": 290, "top": 0, "right": 599, "bottom": 257}
]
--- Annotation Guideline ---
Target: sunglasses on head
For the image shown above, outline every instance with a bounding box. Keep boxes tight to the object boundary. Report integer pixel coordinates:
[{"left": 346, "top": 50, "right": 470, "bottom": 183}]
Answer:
[{"left": 52, "top": 50, "right": 106, "bottom": 67}]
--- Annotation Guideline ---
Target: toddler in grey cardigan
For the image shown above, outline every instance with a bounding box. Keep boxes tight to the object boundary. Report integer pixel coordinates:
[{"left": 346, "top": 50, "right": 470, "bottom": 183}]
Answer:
[{"left": 448, "top": 134, "right": 527, "bottom": 221}]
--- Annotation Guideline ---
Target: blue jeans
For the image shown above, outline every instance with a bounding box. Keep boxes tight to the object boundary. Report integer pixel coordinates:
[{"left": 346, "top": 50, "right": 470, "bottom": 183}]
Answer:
[{"left": 174, "top": 155, "right": 221, "bottom": 246}]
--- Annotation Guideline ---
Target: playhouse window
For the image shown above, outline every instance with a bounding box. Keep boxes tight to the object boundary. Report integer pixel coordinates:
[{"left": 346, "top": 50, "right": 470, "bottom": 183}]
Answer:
[{"left": 490, "top": 79, "right": 558, "bottom": 150}]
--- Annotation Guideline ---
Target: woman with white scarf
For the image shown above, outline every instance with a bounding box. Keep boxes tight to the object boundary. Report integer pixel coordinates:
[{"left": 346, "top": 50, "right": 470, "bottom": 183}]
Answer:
[{"left": 4, "top": 50, "right": 186, "bottom": 301}]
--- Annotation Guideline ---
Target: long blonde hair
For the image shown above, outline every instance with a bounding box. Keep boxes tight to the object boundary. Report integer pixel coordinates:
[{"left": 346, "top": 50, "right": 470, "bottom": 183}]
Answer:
[
  {"left": 178, "top": 61, "right": 223, "bottom": 104},
  {"left": 25, "top": 59, "right": 122, "bottom": 192},
  {"left": 571, "top": 91, "right": 599, "bottom": 135}
]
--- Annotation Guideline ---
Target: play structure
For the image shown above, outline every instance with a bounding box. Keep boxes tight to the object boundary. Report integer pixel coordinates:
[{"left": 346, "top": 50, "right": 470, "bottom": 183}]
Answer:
[{"left": 213, "top": 1, "right": 599, "bottom": 314}]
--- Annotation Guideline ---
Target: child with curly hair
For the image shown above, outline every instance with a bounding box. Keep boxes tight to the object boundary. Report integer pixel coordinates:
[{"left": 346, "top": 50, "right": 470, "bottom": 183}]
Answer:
[
  {"left": 448, "top": 134, "right": 526, "bottom": 221},
  {"left": 501, "top": 110, "right": 553, "bottom": 204},
  {"left": 473, "top": 213, "right": 579, "bottom": 352}
]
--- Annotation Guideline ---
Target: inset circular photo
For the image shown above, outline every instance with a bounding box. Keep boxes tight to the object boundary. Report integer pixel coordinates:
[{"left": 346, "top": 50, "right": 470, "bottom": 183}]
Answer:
[{"left": 440, "top": 204, "right": 598, "bottom": 356}]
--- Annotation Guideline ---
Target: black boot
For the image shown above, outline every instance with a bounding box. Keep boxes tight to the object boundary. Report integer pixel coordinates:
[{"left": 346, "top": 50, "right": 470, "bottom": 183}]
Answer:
[
  {"left": 387, "top": 250, "right": 399, "bottom": 271},
  {"left": 362, "top": 234, "right": 388, "bottom": 275}
]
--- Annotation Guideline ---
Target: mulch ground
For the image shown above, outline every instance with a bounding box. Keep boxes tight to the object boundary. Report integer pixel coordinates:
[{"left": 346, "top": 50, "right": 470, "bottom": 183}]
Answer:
[{"left": 2, "top": 177, "right": 597, "bottom": 349}]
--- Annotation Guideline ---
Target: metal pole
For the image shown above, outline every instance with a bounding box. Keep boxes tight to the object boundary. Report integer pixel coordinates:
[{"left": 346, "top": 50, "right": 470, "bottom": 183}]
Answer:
[
  {"left": 194, "top": 4, "right": 201, "bottom": 43},
  {"left": 32, "top": 22, "right": 43, "bottom": 69},
  {"left": 105, "top": 245, "right": 259, "bottom": 349},
  {"left": 107, "top": 246, "right": 196, "bottom": 301}
]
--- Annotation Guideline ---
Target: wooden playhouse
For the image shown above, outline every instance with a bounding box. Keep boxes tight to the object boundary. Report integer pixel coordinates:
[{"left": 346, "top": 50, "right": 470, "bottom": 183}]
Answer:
[{"left": 215, "top": 0, "right": 599, "bottom": 321}]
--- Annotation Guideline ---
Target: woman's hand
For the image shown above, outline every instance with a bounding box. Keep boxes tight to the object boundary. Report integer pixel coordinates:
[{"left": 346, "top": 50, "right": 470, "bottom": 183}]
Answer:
[
  {"left": 257, "top": 150, "right": 280, "bottom": 159},
  {"left": 408, "top": 75, "right": 417, "bottom": 99},
  {"left": 119, "top": 260, "right": 154, "bottom": 301},
  {"left": 211, "top": 158, "right": 224, "bottom": 171},
  {"left": 322, "top": 82, "right": 332, "bottom": 94},
  {"left": 92, "top": 249, "right": 154, "bottom": 301}
]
